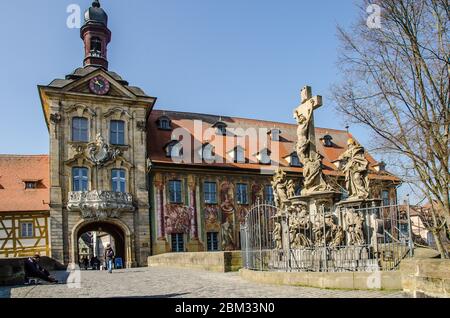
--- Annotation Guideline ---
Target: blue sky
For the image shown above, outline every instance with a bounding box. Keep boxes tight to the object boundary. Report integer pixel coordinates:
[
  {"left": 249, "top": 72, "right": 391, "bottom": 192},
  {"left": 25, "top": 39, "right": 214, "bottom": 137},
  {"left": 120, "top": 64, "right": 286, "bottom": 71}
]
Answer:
[{"left": 1, "top": 1, "right": 408, "bottom": 200}]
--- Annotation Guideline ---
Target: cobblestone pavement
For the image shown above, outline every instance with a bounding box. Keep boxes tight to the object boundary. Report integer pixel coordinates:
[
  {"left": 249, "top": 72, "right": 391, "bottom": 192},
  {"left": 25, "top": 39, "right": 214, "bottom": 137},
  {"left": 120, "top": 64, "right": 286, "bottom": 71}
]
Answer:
[{"left": 0, "top": 267, "right": 406, "bottom": 298}]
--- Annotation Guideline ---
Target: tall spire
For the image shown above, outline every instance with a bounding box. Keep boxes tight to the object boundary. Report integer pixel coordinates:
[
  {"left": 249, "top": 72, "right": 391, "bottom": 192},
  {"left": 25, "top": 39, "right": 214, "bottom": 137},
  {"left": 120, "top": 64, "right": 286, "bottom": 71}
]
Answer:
[{"left": 80, "top": 0, "right": 111, "bottom": 69}]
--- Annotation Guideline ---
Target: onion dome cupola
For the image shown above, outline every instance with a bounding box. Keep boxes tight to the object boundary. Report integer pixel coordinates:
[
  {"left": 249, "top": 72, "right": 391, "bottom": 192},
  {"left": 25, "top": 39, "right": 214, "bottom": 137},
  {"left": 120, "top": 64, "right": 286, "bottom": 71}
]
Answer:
[{"left": 81, "top": 0, "right": 112, "bottom": 69}]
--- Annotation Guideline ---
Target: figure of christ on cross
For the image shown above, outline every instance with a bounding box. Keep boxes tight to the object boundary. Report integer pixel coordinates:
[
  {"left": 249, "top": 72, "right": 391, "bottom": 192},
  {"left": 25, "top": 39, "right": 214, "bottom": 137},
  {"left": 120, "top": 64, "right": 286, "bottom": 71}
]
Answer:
[{"left": 293, "top": 86, "right": 323, "bottom": 162}]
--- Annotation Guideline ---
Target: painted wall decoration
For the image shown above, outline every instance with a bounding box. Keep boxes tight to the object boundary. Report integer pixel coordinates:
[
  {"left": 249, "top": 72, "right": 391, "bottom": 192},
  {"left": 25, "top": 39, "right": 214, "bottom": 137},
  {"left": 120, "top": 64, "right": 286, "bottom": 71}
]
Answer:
[
  {"left": 164, "top": 204, "right": 193, "bottom": 234},
  {"left": 251, "top": 183, "right": 263, "bottom": 204},
  {"left": 237, "top": 206, "right": 249, "bottom": 225},
  {"left": 204, "top": 205, "right": 220, "bottom": 232}
]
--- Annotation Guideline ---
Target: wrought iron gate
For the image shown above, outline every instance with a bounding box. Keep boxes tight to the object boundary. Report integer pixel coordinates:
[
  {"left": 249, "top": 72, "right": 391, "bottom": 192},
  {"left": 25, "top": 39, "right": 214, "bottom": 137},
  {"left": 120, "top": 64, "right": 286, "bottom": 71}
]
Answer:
[{"left": 240, "top": 201, "right": 414, "bottom": 272}]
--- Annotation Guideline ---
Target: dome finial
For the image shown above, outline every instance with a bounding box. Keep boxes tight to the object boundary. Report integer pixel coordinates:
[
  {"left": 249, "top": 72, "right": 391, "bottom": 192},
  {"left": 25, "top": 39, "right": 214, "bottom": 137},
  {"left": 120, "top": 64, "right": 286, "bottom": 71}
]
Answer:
[{"left": 92, "top": 0, "right": 101, "bottom": 8}]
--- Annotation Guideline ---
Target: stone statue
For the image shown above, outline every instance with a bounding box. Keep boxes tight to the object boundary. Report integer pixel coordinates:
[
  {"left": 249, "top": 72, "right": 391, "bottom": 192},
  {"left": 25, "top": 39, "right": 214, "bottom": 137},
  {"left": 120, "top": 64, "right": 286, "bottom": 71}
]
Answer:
[
  {"left": 289, "top": 205, "right": 311, "bottom": 248},
  {"left": 221, "top": 217, "right": 234, "bottom": 250},
  {"left": 344, "top": 208, "right": 365, "bottom": 245},
  {"left": 302, "top": 151, "right": 330, "bottom": 194},
  {"left": 287, "top": 180, "right": 296, "bottom": 198},
  {"left": 271, "top": 169, "right": 288, "bottom": 210},
  {"left": 294, "top": 104, "right": 313, "bottom": 161},
  {"left": 338, "top": 138, "right": 370, "bottom": 200},
  {"left": 312, "top": 216, "right": 325, "bottom": 247},
  {"left": 273, "top": 222, "right": 282, "bottom": 250},
  {"left": 324, "top": 215, "right": 344, "bottom": 247}
]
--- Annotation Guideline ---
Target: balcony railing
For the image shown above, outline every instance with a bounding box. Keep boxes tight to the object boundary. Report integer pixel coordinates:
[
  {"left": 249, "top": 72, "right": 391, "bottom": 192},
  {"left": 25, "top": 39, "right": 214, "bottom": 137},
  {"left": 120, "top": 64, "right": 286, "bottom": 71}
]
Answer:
[{"left": 67, "top": 190, "right": 134, "bottom": 219}]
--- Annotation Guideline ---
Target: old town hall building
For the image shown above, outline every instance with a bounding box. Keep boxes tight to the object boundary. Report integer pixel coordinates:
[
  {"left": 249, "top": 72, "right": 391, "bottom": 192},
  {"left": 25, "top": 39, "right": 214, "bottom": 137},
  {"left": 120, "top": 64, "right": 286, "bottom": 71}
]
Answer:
[{"left": 0, "top": 1, "right": 400, "bottom": 266}]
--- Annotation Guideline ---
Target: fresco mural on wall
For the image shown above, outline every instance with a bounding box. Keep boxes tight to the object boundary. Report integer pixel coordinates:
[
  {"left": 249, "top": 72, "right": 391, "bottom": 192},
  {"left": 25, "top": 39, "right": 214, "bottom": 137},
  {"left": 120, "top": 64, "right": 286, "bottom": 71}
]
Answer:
[
  {"left": 164, "top": 204, "right": 193, "bottom": 234},
  {"left": 204, "top": 205, "right": 220, "bottom": 232}
]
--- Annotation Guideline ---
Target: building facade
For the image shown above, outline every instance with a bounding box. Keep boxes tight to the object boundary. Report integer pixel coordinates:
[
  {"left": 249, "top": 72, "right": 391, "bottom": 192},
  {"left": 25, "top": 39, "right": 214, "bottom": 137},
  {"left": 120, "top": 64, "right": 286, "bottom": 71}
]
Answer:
[
  {"left": 0, "top": 155, "right": 50, "bottom": 258},
  {"left": 1, "top": 1, "right": 400, "bottom": 266}
]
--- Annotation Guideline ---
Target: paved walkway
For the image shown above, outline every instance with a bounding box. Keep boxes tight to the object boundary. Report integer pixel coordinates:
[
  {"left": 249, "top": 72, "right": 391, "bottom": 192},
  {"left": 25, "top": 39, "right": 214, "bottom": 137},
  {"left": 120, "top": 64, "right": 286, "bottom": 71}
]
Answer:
[{"left": 0, "top": 267, "right": 406, "bottom": 298}]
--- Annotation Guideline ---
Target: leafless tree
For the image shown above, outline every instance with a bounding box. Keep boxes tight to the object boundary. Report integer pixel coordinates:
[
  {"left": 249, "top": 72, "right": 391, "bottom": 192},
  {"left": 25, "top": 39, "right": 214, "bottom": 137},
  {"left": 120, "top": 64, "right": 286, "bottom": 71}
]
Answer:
[{"left": 333, "top": 0, "right": 449, "bottom": 257}]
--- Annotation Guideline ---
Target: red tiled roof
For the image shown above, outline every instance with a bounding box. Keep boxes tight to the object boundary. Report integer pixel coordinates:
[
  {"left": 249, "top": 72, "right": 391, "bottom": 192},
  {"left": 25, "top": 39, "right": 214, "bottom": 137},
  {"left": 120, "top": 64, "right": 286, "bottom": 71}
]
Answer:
[
  {"left": 147, "top": 110, "right": 400, "bottom": 182},
  {"left": 0, "top": 155, "right": 49, "bottom": 212}
]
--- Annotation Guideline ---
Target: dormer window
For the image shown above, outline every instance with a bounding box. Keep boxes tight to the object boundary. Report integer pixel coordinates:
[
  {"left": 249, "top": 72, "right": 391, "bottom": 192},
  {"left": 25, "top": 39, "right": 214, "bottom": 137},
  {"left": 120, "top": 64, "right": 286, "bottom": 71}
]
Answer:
[
  {"left": 322, "top": 134, "right": 333, "bottom": 147},
  {"left": 213, "top": 121, "right": 227, "bottom": 136},
  {"left": 230, "top": 146, "right": 245, "bottom": 163},
  {"left": 374, "top": 161, "right": 386, "bottom": 172},
  {"left": 269, "top": 129, "right": 281, "bottom": 142},
  {"left": 201, "top": 143, "right": 215, "bottom": 161},
  {"left": 24, "top": 181, "right": 38, "bottom": 189},
  {"left": 157, "top": 116, "right": 172, "bottom": 130},
  {"left": 291, "top": 154, "right": 302, "bottom": 167},
  {"left": 166, "top": 140, "right": 183, "bottom": 158},
  {"left": 256, "top": 149, "right": 271, "bottom": 165}
]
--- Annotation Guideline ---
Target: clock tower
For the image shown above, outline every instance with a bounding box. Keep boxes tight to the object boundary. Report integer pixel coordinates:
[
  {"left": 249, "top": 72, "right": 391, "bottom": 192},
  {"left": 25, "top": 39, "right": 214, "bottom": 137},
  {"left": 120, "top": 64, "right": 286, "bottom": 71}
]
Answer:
[
  {"left": 38, "top": 1, "right": 157, "bottom": 267},
  {"left": 81, "top": 0, "right": 111, "bottom": 69}
]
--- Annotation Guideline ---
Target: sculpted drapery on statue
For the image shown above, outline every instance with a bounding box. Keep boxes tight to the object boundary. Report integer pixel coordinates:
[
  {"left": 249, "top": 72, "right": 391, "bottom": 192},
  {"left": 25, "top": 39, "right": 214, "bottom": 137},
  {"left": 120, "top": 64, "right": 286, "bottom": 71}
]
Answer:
[
  {"left": 338, "top": 138, "right": 370, "bottom": 200},
  {"left": 271, "top": 168, "right": 289, "bottom": 210}
]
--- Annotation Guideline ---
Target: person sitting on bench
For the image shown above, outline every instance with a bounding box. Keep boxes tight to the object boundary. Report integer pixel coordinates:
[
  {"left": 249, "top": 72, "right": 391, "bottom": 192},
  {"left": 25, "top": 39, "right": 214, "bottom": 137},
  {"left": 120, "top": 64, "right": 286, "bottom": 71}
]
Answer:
[{"left": 24, "top": 253, "right": 58, "bottom": 284}]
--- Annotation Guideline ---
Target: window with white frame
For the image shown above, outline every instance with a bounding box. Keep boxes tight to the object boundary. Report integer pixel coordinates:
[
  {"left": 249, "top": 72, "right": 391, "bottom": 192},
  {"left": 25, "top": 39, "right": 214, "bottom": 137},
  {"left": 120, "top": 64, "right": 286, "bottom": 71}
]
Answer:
[
  {"left": 20, "top": 222, "right": 34, "bottom": 238},
  {"left": 169, "top": 180, "right": 183, "bottom": 203},
  {"left": 72, "top": 167, "right": 89, "bottom": 191},
  {"left": 111, "top": 169, "right": 126, "bottom": 193},
  {"left": 204, "top": 182, "right": 217, "bottom": 204},
  {"left": 72, "top": 117, "right": 89, "bottom": 142},
  {"left": 236, "top": 183, "right": 248, "bottom": 204},
  {"left": 110, "top": 120, "right": 125, "bottom": 145}
]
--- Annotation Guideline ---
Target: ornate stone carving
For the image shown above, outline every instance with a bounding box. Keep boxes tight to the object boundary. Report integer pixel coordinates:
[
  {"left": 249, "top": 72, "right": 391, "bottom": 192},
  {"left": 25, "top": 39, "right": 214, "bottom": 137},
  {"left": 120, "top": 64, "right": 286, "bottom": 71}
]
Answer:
[
  {"left": 271, "top": 168, "right": 289, "bottom": 210},
  {"left": 302, "top": 152, "right": 330, "bottom": 194},
  {"left": 325, "top": 215, "right": 345, "bottom": 247},
  {"left": 338, "top": 138, "right": 370, "bottom": 200},
  {"left": 50, "top": 113, "right": 62, "bottom": 124},
  {"left": 344, "top": 208, "right": 365, "bottom": 245},
  {"left": 88, "top": 134, "right": 121, "bottom": 167},
  {"left": 136, "top": 120, "right": 146, "bottom": 132},
  {"left": 67, "top": 190, "right": 134, "bottom": 219},
  {"left": 288, "top": 204, "right": 312, "bottom": 248},
  {"left": 286, "top": 180, "right": 296, "bottom": 198}
]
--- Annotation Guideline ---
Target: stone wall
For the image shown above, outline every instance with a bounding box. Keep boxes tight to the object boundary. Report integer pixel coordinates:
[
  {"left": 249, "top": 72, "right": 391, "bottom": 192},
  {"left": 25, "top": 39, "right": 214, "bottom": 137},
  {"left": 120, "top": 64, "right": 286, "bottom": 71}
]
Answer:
[
  {"left": 239, "top": 268, "right": 402, "bottom": 290},
  {"left": 0, "top": 257, "right": 66, "bottom": 286},
  {"left": 148, "top": 251, "right": 242, "bottom": 272},
  {"left": 401, "top": 259, "right": 450, "bottom": 298}
]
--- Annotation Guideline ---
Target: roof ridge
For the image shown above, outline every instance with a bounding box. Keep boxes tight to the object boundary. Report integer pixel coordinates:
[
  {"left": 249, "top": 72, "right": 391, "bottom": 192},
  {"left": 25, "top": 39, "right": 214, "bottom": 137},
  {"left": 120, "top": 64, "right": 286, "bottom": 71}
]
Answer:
[{"left": 152, "top": 109, "right": 348, "bottom": 133}]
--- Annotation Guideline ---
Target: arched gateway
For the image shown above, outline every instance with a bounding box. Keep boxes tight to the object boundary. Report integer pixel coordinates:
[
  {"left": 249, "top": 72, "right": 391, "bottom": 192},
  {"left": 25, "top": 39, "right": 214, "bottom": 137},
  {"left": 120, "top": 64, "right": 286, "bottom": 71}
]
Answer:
[{"left": 71, "top": 218, "right": 133, "bottom": 268}]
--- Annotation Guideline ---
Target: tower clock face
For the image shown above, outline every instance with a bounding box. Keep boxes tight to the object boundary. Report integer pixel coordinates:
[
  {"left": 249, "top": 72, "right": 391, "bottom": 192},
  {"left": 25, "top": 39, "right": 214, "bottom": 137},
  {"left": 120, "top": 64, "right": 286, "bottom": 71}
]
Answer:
[{"left": 89, "top": 76, "right": 110, "bottom": 95}]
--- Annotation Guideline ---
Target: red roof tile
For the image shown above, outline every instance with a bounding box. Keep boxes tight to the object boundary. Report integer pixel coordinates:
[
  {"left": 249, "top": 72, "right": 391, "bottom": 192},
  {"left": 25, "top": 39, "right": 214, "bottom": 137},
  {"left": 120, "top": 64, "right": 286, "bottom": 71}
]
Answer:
[
  {"left": 147, "top": 110, "right": 400, "bottom": 182},
  {"left": 0, "top": 155, "right": 49, "bottom": 212}
]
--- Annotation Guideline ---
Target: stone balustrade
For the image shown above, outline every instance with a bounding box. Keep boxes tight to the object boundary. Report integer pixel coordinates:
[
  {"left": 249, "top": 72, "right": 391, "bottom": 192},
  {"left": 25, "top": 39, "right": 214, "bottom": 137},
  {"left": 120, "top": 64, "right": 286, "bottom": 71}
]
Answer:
[{"left": 67, "top": 190, "right": 134, "bottom": 219}]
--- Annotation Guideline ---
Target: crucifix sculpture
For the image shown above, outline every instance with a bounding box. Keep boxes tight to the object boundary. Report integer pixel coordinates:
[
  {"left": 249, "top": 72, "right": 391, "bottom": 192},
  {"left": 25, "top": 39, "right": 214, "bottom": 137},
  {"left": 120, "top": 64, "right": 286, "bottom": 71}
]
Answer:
[{"left": 294, "top": 86, "right": 329, "bottom": 195}]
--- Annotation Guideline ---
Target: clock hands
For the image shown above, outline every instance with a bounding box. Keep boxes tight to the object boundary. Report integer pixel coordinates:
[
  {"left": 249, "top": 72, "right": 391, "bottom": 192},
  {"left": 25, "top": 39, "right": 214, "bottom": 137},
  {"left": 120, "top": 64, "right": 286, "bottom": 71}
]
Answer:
[{"left": 94, "top": 80, "right": 104, "bottom": 88}]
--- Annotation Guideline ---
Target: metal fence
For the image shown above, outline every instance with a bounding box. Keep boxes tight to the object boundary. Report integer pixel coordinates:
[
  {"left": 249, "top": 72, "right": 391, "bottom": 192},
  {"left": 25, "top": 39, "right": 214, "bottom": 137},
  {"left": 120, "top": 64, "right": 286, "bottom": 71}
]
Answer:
[{"left": 240, "top": 201, "right": 414, "bottom": 272}]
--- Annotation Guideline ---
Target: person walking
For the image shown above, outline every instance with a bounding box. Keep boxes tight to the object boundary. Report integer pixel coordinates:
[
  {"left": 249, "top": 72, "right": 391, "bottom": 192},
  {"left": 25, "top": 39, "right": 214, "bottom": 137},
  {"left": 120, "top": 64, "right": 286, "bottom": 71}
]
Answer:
[{"left": 104, "top": 244, "right": 115, "bottom": 273}]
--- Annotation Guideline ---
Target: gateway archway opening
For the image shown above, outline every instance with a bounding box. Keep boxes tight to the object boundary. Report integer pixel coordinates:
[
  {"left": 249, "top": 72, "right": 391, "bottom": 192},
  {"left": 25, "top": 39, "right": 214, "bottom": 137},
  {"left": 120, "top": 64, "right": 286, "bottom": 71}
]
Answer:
[{"left": 76, "top": 221, "right": 126, "bottom": 269}]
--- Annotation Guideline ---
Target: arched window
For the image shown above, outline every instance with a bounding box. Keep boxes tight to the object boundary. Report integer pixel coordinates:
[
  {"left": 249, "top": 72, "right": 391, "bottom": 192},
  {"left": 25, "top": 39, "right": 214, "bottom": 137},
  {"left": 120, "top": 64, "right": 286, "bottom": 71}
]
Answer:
[
  {"left": 72, "top": 117, "right": 89, "bottom": 142},
  {"left": 110, "top": 120, "right": 125, "bottom": 145},
  {"left": 90, "top": 37, "right": 102, "bottom": 56},
  {"left": 72, "top": 167, "right": 88, "bottom": 191},
  {"left": 111, "top": 169, "right": 126, "bottom": 193}
]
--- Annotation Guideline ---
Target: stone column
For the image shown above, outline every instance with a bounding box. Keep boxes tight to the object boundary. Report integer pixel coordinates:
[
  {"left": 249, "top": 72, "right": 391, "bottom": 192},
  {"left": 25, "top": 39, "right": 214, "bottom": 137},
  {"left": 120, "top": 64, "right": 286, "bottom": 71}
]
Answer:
[
  {"left": 153, "top": 177, "right": 169, "bottom": 255},
  {"left": 187, "top": 176, "right": 203, "bottom": 251}
]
